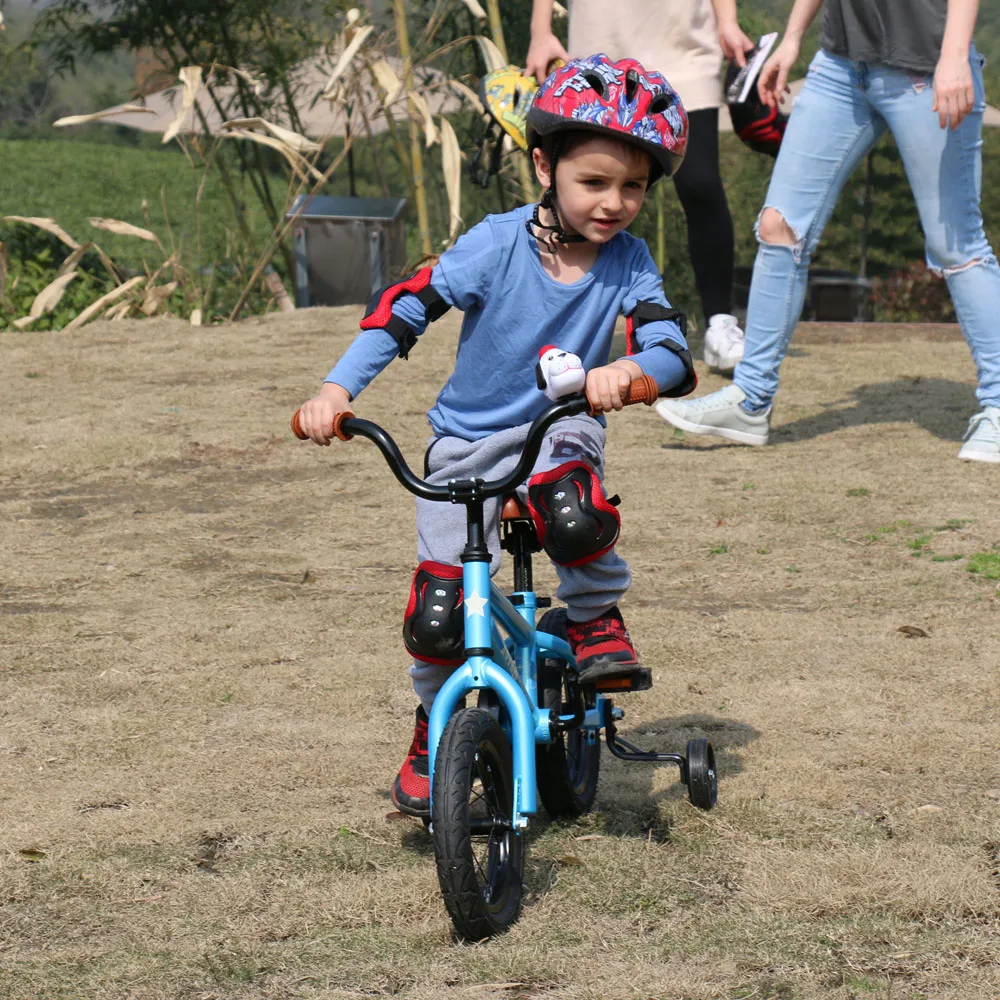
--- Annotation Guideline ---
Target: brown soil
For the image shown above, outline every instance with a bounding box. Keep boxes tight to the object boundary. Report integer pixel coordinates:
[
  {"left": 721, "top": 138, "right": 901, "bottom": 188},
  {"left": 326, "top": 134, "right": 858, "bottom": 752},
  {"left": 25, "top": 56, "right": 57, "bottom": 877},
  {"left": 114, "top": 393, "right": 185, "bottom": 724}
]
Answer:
[{"left": 2, "top": 310, "right": 998, "bottom": 999}]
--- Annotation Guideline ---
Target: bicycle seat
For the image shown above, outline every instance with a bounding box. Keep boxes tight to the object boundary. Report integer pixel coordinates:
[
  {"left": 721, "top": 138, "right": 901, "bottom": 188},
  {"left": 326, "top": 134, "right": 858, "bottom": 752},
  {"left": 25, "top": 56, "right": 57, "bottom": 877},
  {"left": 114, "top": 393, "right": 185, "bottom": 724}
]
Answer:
[{"left": 500, "top": 495, "right": 531, "bottom": 521}]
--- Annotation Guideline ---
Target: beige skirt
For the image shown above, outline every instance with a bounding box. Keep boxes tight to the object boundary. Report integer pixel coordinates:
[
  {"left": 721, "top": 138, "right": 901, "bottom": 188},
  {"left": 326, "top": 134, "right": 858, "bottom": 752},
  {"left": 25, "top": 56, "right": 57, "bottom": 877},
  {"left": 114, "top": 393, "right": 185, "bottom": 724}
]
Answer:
[{"left": 567, "top": 0, "right": 724, "bottom": 112}]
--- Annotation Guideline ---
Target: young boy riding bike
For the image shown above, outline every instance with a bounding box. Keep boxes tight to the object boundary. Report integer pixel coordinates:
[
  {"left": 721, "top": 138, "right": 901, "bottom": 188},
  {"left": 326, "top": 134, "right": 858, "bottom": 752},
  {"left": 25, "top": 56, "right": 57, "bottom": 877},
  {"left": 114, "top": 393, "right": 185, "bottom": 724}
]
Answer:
[{"left": 296, "top": 55, "right": 697, "bottom": 817}]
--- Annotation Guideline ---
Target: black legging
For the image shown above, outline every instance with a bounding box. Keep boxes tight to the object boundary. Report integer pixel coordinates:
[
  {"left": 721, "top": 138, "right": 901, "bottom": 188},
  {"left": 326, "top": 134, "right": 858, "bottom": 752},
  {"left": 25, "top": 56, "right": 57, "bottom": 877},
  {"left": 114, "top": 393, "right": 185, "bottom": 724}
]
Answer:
[{"left": 671, "top": 107, "right": 735, "bottom": 319}]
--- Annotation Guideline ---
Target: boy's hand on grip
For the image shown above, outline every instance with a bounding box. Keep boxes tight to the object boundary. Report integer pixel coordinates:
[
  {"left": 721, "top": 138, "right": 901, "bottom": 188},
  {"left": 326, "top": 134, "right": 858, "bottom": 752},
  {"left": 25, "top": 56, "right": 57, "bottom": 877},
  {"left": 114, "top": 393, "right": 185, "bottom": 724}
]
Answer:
[
  {"left": 296, "top": 382, "right": 353, "bottom": 446},
  {"left": 586, "top": 360, "right": 643, "bottom": 414}
]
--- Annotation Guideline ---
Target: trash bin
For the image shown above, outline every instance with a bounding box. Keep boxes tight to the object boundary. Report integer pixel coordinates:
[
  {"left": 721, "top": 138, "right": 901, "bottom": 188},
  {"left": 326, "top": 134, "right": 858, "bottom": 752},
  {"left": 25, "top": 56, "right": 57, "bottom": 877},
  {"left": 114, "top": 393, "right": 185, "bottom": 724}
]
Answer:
[
  {"left": 287, "top": 194, "right": 407, "bottom": 308},
  {"left": 807, "top": 269, "right": 873, "bottom": 322}
]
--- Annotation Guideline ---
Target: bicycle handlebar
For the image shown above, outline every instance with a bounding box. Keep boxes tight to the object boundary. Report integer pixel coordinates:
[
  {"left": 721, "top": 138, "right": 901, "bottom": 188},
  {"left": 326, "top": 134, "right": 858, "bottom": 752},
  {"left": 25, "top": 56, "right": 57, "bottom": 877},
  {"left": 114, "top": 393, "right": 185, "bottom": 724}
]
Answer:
[{"left": 291, "top": 374, "right": 658, "bottom": 503}]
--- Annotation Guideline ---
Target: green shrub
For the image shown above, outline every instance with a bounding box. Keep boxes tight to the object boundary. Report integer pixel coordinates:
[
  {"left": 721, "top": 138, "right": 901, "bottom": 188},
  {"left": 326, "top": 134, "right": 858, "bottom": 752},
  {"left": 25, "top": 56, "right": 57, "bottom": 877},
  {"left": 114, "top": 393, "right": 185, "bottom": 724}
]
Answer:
[
  {"left": 869, "top": 260, "right": 956, "bottom": 323},
  {"left": 0, "top": 222, "right": 119, "bottom": 331}
]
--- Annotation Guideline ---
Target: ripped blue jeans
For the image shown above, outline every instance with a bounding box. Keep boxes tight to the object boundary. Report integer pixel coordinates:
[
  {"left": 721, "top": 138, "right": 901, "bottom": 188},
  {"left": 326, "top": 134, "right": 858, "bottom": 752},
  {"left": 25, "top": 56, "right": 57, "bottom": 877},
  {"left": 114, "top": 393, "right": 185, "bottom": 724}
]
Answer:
[{"left": 736, "top": 46, "right": 1000, "bottom": 411}]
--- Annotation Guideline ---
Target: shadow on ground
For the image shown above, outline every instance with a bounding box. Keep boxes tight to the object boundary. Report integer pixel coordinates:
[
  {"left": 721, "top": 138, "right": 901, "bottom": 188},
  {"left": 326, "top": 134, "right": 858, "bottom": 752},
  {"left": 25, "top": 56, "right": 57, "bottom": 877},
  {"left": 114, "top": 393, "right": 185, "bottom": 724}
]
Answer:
[
  {"left": 660, "top": 377, "right": 978, "bottom": 450},
  {"left": 596, "top": 712, "right": 760, "bottom": 839},
  {"left": 397, "top": 712, "right": 758, "bottom": 855},
  {"left": 775, "top": 377, "right": 978, "bottom": 443}
]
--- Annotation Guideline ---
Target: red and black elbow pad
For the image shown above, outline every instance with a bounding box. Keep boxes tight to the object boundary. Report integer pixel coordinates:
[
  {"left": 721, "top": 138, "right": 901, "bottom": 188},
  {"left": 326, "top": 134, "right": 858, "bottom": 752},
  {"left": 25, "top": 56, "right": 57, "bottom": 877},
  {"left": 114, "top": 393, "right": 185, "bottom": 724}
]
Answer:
[
  {"left": 625, "top": 301, "right": 697, "bottom": 398},
  {"left": 360, "top": 267, "right": 451, "bottom": 360}
]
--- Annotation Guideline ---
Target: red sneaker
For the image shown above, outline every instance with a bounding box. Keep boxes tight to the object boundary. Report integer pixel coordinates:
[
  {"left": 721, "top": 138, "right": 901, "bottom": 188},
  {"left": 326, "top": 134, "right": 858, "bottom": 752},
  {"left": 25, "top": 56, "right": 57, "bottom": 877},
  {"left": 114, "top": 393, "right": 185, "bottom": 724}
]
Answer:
[
  {"left": 566, "top": 607, "right": 652, "bottom": 691},
  {"left": 391, "top": 706, "right": 430, "bottom": 817}
]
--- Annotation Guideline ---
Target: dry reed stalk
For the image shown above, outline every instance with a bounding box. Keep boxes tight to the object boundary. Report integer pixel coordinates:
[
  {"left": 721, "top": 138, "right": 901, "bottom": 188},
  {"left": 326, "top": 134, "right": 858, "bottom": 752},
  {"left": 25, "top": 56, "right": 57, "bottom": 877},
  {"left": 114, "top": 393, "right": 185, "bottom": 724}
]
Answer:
[
  {"left": 322, "top": 25, "right": 376, "bottom": 96},
  {"left": 12, "top": 270, "right": 79, "bottom": 329},
  {"left": 439, "top": 116, "right": 463, "bottom": 241},
  {"left": 655, "top": 183, "right": 666, "bottom": 273},
  {"left": 264, "top": 269, "right": 296, "bottom": 314},
  {"left": 140, "top": 280, "right": 179, "bottom": 316},
  {"left": 393, "top": 0, "right": 432, "bottom": 257},
  {"left": 458, "top": 0, "right": 488, "bottom": 19},
  {"left": 55, "top": 243, "right": 89, "bottom": 277},
  {"left": 88, "top": 217, "right": 164, "bottom": 253},
  {"left": 2, "top": 216, "right": 80, "bottom": 250},
  {"left": 53, "top": 106, "right": 157, "bottom": 127},
  {"left": 62, "top": 276, "right": 145, "bottom": 331},
  {"left": 162, "top": 66, "right": 203, "bottom": 144}
]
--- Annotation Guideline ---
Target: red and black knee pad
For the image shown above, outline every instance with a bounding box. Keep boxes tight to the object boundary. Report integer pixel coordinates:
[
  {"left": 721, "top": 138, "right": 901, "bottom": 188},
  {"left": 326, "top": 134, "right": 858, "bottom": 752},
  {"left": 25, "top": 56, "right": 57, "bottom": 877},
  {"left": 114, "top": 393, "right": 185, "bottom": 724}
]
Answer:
[
  {"left": 403, "top": 561, "right": 465, "bottom": 665},
  {"left": 526, "top": 461, "right": 621, "bottom": 567}
]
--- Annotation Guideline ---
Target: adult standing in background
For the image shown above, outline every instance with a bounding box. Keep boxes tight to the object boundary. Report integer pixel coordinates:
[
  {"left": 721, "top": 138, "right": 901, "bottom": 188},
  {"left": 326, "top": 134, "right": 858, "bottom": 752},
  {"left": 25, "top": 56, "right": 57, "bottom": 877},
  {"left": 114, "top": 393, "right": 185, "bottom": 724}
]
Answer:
[
  {"left": 655, "top": 0, "right": 1000, "bottom": 464},
  {"left": 527, "top": 0, "right": 754, "bottom": 374}
]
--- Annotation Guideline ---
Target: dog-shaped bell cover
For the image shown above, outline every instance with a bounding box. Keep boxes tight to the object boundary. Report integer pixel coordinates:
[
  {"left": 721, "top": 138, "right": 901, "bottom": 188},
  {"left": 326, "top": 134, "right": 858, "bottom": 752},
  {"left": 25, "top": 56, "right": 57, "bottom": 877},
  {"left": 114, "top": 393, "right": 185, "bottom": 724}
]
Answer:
[{"left": 535, "top": 345, "right": 586, "bottom": 401}]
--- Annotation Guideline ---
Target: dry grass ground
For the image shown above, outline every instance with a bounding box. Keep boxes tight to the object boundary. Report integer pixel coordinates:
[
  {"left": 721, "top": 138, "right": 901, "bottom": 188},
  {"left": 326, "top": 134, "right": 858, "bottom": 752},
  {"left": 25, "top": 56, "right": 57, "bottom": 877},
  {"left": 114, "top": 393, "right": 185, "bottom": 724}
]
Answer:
[{"left": 2, "top": 310, "right": 999, "bottom": 1000}]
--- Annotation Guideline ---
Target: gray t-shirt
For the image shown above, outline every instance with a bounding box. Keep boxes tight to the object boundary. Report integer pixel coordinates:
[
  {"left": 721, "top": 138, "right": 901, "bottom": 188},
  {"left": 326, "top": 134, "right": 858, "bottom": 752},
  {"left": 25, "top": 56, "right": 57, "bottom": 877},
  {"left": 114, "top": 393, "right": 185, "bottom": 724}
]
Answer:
[{"left": 820, "top": 0, "right": 947, "bottom": 74}]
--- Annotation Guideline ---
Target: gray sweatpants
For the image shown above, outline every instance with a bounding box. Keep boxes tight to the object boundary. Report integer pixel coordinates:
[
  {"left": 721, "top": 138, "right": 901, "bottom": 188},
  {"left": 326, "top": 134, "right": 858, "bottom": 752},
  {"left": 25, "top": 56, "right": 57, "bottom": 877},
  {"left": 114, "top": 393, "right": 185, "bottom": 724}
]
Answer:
[{"left": 409, "top": 414, "right": 631, "bottom": 710}]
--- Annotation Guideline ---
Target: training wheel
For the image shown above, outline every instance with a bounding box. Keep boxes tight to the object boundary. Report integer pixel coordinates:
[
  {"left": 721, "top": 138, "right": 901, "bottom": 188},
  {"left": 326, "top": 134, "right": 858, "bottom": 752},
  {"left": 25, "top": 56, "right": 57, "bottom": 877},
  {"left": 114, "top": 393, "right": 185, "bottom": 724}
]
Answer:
[{"left": 685, "top": 738, "right": 717, "bottom": 810}]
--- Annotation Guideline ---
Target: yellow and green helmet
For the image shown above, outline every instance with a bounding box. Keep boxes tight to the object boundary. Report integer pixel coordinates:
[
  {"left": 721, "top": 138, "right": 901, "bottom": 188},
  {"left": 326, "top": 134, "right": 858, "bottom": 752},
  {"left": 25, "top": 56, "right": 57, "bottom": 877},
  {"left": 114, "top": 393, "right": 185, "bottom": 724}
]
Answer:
[{"left": 478, "top": 64, "right": 539, "bottom": 151}]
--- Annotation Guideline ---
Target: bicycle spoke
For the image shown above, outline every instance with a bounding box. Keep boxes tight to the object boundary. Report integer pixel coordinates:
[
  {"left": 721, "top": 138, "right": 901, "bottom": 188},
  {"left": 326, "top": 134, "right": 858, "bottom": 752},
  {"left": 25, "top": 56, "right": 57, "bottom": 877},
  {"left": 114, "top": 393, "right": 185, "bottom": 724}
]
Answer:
[
  {"left": 476, "top": 757, "right": 503, "bottom": 816},
  {"left": 469, "top": 780, "right": 487, "bottom": 811},
  {"left": 472, "top": 844, "right": 489, "bottom": 886}
]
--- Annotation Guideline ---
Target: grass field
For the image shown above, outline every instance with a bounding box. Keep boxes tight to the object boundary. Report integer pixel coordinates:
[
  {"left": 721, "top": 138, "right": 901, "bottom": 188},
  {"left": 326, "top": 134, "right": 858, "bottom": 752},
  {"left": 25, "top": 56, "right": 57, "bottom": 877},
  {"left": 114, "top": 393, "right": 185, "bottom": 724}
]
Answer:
[
  {"left": 0, "top": 137, "right": 281, "bottom": 272},
  {"left": 2, "top": 309, "right": 999, "bottom": 999}
]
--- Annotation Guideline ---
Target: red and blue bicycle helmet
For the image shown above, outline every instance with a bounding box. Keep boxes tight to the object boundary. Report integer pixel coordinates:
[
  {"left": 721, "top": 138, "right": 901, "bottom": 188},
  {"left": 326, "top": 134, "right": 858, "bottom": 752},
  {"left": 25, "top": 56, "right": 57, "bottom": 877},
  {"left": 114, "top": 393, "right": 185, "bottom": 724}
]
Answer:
[
  {"left": 525, "top": 54, "right": 687, "bottom": 248},
  {"left": 527, "top": 54, "right": 688, "bottom": 183}
]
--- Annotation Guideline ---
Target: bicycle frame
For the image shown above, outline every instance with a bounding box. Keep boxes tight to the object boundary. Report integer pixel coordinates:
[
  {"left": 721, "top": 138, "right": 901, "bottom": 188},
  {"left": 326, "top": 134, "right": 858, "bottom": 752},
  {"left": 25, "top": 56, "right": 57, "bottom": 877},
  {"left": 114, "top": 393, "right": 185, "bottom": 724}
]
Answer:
[
  {"left": 428, "top": 559, "right": 576, "bottom": 828},
  {"left": 290, "top": 382, "right": 709, "bottom": 834}
]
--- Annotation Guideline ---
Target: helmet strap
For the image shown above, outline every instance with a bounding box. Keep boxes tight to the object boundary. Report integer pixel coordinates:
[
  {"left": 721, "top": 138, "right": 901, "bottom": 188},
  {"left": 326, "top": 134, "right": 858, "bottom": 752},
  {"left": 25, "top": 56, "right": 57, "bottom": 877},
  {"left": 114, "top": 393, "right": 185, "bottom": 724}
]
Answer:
[{"left": 525, "top": 187, "right": 588, "bottom": 253}]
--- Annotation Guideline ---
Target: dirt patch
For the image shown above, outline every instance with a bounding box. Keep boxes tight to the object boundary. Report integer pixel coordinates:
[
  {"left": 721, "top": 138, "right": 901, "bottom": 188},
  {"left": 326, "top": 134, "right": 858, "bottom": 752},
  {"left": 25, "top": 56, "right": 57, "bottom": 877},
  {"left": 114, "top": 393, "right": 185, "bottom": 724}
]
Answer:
[
  {"left": 792, "top": 320, "right": 966, "bottom": 343},
  {"left": 2, "top": 310, "right": 998, "bottom": 998}
]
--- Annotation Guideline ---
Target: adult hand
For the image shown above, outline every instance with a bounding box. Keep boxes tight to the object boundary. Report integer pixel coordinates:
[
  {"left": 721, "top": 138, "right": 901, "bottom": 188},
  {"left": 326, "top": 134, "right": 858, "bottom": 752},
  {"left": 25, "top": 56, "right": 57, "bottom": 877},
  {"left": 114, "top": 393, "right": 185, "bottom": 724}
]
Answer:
[
  {"left": 758, "top": 36, "right": 800, "bottom": 108},
  {"left": 718, "top": 20, "right": 754, "bottom": 67},
  {"left": 526, "top": 32, "right": 568, "bottom": 84},
  {"left": 933, "top": 51, "right": 975, "bottom": 129}
]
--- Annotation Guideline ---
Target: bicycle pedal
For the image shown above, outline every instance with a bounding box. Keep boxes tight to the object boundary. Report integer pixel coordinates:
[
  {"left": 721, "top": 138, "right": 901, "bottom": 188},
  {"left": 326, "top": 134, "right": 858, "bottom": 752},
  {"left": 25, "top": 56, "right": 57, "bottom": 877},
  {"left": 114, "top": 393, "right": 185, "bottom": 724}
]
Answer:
[{"left": 592, "top": 668, "right": 653, "bottom": 693}]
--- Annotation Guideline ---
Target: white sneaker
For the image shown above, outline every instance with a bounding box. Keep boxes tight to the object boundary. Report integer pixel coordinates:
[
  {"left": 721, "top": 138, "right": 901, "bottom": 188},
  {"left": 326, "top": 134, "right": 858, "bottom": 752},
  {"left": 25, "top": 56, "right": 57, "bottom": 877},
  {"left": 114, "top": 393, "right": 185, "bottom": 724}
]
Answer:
[
  {"left": 703, "top": 313, "right": 745, "bottom": 374},
  {"left": 958, "top": 407, "right": 1000, "bottom": 463},
  {"left": 655, "top": 384, "right": 771, "bottom": 446}
]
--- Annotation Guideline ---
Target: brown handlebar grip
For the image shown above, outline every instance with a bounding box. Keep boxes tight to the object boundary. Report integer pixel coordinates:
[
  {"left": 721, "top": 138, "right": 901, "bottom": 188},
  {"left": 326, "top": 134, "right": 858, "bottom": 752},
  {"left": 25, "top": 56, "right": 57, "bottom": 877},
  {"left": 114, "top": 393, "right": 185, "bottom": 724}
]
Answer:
[
  {"left": 623, "top": 373, "right": 658, "bottom": 406},
  {"left": 290, "top": 408, "right": 355, "bottom": 441},
  {"left": 586, "top": 373, "right": 659, "bottom": 416},
  {"left": 332, "top": 411, "right": 355, "bottom": 441}
]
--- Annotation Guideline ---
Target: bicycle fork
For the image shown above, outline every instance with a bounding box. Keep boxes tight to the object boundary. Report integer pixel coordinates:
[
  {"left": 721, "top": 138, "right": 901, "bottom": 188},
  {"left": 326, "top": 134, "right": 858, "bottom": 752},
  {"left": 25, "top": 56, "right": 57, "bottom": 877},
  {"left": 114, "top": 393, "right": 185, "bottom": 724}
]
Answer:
[{"left": 428, "top": 559, "right": 542, "bottom": 828}]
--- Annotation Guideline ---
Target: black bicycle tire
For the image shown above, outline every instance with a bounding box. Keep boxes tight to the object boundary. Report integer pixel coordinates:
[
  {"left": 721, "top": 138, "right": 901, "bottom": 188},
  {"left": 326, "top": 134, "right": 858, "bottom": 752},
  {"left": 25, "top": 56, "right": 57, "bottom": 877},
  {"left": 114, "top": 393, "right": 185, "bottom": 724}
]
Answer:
[
  {"left": 431, "top": 708, "right": 524, "bottom": 940},
  {"left": 535, "top": 607, "right": 601, "bottom": 819},
  {"left": 685, "top": 737, "right": 718, "bottom": 811}
]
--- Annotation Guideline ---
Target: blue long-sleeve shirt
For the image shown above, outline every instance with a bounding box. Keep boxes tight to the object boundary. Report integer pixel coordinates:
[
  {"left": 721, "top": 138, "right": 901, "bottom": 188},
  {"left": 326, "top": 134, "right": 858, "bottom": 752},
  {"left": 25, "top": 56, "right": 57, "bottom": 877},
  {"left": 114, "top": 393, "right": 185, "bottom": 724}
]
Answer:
[{"left": 327, "top": 203, "right": 690, "bottom": 440}]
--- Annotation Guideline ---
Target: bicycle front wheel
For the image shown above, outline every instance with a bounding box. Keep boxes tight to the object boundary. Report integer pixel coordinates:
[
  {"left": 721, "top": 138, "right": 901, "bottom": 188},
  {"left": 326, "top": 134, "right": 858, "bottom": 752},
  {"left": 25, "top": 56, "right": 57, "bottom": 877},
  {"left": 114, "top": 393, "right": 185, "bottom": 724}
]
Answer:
[{"left": 431, "top": 708, "right": 524, "bottom": 940}]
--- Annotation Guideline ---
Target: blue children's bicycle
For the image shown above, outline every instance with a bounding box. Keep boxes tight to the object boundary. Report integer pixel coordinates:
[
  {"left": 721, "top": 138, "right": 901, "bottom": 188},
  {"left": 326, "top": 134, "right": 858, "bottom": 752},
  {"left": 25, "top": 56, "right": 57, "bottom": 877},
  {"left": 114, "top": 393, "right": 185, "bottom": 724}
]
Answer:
[{"left": 293, "top": 374, "right": 716, "bottom": 941}]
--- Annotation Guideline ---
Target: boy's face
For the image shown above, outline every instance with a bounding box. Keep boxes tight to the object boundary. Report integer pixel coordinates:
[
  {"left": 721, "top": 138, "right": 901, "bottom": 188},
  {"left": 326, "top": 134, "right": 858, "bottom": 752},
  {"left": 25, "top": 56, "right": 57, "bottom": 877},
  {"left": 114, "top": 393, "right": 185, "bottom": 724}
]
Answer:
[{"left": 532, "top": 136, "right": 651, "bottom": 244}]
